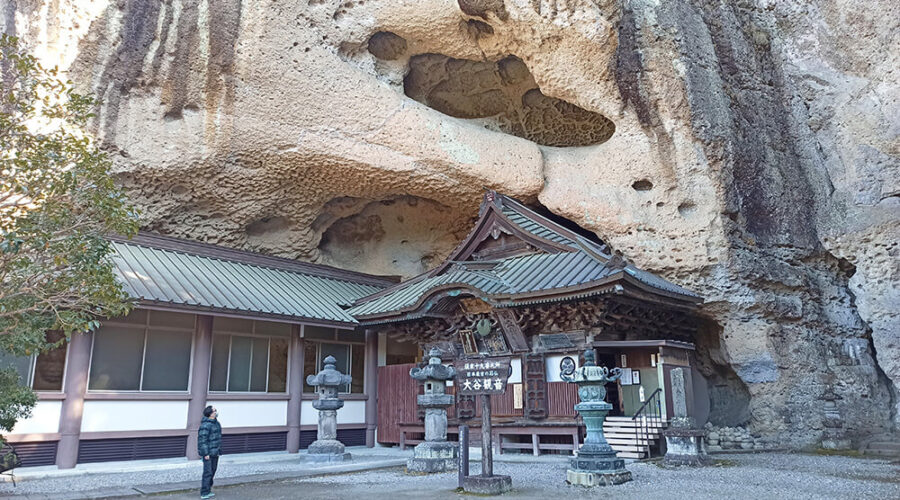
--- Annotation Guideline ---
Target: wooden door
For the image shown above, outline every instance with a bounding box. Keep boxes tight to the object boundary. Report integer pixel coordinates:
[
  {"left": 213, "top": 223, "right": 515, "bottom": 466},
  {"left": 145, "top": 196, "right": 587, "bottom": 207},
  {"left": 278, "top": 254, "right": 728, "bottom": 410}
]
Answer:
[{"left": 376, "top": 363, "right": 419, "bottom": 444}]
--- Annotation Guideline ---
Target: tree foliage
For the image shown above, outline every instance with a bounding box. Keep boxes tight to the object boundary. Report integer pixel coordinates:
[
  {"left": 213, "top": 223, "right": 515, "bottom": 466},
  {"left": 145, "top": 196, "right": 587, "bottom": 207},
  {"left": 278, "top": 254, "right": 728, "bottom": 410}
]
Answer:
[
  {"left": 0, "top": 369, "right": 34, "bottom": 433},
  {"left": 0, "top": 35, "right": 139, "bottom": 431}
]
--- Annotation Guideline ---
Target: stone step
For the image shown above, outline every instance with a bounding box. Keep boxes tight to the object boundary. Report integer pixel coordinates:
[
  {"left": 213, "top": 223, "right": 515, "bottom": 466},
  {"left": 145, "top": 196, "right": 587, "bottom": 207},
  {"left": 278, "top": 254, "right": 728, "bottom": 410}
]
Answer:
[
  {"left": 603, "top": 422, "right": 666, "bottom": 429},
  {"left": 866, "top": 441, "right": 900, "bottom": 450},
  {"left": 603, "top": 432, "right": 660, "bottom": 440},
  {"left": 604, "top": 432, "right": 661, "bottom": 439},
  {"left": 605, "top": 416, "right": 664, "bottom": 422},
  {"left": 864, "top": 442, "right": 900, "bottom": 456},
  {"left": 609, "top": 444, "right": 649, "bottom": 452},
  {"left": 606, "top": 438, "right": 653, "bottom": 446},
  {"left": 615, "top": 451, "right": 645, "bottom": 459}
]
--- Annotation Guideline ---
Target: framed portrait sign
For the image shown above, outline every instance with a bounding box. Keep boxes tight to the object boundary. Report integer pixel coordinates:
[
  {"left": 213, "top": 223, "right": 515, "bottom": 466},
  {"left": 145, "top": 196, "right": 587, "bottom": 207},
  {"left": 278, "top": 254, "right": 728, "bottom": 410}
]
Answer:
[{"left": 632, "top": 369, "right": 641, "bottom": 385}]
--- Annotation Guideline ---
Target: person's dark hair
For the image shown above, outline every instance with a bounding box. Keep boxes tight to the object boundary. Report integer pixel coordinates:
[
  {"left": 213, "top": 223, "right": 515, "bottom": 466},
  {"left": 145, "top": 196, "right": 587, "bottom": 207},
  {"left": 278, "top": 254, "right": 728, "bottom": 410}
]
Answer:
[{"left": 203, "top": 405, "right": 214, "bottom": 417}]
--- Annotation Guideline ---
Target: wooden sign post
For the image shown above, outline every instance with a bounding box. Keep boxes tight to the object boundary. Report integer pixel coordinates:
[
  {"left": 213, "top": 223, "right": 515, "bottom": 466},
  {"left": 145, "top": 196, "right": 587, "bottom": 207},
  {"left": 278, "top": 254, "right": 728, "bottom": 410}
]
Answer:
[{"left": 453, "top": 357, "right": 513, "bottom": 495}]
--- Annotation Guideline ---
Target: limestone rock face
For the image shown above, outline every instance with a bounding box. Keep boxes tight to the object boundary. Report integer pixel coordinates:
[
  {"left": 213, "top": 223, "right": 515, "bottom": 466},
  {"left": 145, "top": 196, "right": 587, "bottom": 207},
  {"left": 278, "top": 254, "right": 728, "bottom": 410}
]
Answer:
[{"left": 5, "top": 0, "right": 897, "bottom": 442}]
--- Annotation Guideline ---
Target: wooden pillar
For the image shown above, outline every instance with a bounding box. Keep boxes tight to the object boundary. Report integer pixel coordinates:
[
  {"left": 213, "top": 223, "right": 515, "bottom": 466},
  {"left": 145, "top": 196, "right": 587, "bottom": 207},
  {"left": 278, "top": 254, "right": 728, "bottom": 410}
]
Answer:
[
  {"left": 364, "top": 329, "right": 378, "bottom": 447},
  {"left": 481, "top": 395, "right": 492, "bottom": 477},
  {"left": 56, "top": 331, "right": 92, "bottom": 469},
  {"left": 185, "top": 315, "right": 214, "bottom": 460},
  {"left": 287, "top": 325, "right": 304, "bottom": 453}
]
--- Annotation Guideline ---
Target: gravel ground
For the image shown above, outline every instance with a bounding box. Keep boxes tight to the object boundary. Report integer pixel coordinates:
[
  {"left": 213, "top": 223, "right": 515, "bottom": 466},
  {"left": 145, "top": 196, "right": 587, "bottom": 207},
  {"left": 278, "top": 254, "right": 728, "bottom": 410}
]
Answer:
[
  {"left": 2, "top": 452, "right": 896, "bottom": 499},
  {"left": 0, "top": 452, "right": 401, "bottom": 496},
  {"left": 151, "top": 453, "right": 899, "bottom": 500}
]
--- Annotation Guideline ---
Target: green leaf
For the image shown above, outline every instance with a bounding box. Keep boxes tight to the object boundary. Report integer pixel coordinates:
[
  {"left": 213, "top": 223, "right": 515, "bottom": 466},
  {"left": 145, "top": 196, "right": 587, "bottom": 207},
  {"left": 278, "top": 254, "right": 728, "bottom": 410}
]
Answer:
[{"left": 0, "top": 36, "right": 140, "bottom": 428}]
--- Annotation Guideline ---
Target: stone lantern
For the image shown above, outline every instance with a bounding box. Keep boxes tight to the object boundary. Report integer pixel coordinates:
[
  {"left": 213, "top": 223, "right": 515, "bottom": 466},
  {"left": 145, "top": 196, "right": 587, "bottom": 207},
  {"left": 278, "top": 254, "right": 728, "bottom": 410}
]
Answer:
[
  {"left": 407, "top": 347, "right": 457, "bottom": 473},
  {"left": 305, "top": 355, "right": 353, "bottom": 462},
  {"left": 561, "top": 350, "right": 632, "bottom": 486}
]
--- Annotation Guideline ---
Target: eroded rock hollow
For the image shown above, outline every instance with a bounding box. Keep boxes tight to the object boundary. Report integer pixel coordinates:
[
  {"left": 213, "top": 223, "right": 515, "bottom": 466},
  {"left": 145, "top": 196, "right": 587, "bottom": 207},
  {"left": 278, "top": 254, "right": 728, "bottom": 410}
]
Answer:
[{"left": 6, "top": 0, "right": 897, "bottom": 445}]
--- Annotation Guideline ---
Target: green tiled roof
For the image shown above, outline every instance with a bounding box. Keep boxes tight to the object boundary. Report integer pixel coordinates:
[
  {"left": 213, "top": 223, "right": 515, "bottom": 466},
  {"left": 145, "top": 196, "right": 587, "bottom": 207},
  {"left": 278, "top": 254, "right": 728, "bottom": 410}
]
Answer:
[
  {"left": 111, "top": 235, "right": 392, "bottom": 325},
  {"left": 501, "top": 207, "right": 578, "bottom": 248}
]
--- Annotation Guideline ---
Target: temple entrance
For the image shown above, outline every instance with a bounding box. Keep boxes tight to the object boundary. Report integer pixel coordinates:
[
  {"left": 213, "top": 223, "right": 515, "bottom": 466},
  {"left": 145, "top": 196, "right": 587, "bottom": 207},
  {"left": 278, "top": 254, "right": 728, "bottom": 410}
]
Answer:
[
  {"left": 596, "top": 352, "right": 622, "bottom": 417},
  {"left": 353, "top": 192, "right": 706, "bottom": 459}
]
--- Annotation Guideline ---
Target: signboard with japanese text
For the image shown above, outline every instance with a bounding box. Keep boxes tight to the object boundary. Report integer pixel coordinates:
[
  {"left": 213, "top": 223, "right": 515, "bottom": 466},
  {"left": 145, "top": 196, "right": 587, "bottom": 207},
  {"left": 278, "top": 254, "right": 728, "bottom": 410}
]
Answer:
[{"left": 453, "top": 357, "right": 512, "bottom": 395}]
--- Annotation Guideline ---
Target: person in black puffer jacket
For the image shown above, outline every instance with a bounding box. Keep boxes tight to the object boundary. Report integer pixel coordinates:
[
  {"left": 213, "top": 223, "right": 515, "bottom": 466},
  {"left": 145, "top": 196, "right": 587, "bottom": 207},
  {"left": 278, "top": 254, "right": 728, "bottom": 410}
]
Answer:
[{"left": 197, "top": 406, "right": 222, "bottom": 499}]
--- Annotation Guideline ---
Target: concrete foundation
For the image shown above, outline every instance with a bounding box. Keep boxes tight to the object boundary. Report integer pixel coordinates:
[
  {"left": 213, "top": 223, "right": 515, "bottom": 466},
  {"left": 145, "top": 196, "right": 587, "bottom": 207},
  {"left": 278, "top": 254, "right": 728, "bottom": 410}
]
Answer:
[
  {"left": 305, "top": 451, "right": 353, "bottom": 463},
  {"left": 406, "top": 441, "right": 457, "bottom": 473},
  {"left": 461, "top": 474, "right": 512, "bottom": 495},
  {"left": 306, "top": 439, "right": 352, "bottom": 462},
  {"left": 662, "top": 428, "right": 711, "bottom": 467},
  {"left": 566, "top": 469, "right": 633, "bottom": 487}
]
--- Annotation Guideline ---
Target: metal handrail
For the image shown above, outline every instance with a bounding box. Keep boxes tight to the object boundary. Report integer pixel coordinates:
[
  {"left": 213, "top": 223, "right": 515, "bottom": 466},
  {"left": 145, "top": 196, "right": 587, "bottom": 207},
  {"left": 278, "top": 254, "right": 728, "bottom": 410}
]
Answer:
[
  {"left": 631, "top": 388, "right": 663, "bottom": 458},
  {"left": 632, "top": 388, "right": 662, "bottom": 418}
]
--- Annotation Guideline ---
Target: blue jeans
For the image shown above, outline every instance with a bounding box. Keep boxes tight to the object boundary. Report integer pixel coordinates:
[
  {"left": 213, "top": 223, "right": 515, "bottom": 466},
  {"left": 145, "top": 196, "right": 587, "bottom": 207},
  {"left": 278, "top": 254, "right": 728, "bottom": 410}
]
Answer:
[{"left": 201, "top": 455, "right": 219, "bottom": 495}]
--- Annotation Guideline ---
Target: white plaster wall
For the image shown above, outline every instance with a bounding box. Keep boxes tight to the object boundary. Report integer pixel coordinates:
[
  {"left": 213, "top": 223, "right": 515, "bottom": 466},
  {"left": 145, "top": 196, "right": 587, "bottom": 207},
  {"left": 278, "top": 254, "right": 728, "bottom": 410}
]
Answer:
[
  {"left": 337, "top": 401, "right": 366, "bottom": 424},
  {"left": 81, "top": 401, "right": 188, "bottom": 432},
  {"left": 206, "top": 400, "right": 287, "bottom": 428},
  {"left": 300, "top": 401, "right": 317, "bottom": 426},
  {"left": 10, "top": 400, "right": 61, "bottom": 434},
  {"left": 509, "top": 358, "right": 522, "bottom": 384},
  {"left": 545, "top": 354, "right": 581, "bottom": 382},
  {"left": 300, "top": 400, "right": 366, "bottom": 425}
]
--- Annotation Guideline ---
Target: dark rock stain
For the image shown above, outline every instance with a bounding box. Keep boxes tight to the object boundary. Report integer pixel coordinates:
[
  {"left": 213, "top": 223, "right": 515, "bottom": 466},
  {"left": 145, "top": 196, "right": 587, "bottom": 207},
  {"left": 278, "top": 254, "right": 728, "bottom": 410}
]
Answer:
[
  {"left": 614, "top": 2, "right": 677, "bottom": 177},
  {"left": 205, "top": 0, "right": 242, "bottom": 121},
  {"left": 667, "top": 1, "right": 819, "bottom": 248},
  {"left": 163, "top": 0, "right": 200, "bottom": 121},
  {"left": 614, "top": 4, "right": 655, "bottom": 130},
  {"left": 96, "top": 0, "right": 162, "bottom": 143}
]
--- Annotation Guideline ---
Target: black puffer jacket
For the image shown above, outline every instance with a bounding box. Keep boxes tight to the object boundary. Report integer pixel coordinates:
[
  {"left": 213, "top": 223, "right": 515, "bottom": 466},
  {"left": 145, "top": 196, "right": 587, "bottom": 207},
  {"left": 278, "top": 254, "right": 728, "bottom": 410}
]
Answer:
[{"left": 197, "top": 417, "right": 222, "bottom": 457}]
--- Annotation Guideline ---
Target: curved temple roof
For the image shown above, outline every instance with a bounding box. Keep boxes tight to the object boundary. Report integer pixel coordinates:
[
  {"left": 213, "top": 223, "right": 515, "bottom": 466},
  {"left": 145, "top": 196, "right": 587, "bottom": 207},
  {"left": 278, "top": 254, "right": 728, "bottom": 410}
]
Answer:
[{"left": 349, "top": 192, "right": 702, "bottom": 324}]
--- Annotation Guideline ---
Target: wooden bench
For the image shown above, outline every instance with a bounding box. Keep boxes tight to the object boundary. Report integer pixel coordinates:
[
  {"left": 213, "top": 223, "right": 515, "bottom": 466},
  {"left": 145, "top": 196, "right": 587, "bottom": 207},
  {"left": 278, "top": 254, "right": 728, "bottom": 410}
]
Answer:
[
  {"left": 398, "top": 423, "right": 462, "bottom": 451},
  {"left": 399, "top": 421, "right": 580, "bottom": 457},
  {"left": 493, "top": 422, "right": 580, "bottom": 456}
]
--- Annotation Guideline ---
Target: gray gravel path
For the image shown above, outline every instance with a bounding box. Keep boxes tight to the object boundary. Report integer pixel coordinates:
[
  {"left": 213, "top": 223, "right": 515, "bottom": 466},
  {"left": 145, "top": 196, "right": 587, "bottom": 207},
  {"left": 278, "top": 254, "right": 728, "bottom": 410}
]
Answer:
[
  {"left": 152, "top": 453, "right": 898, "bottom": 500},
  {"left": 0, "top": 450, "right": 404, "bottom": 498}
]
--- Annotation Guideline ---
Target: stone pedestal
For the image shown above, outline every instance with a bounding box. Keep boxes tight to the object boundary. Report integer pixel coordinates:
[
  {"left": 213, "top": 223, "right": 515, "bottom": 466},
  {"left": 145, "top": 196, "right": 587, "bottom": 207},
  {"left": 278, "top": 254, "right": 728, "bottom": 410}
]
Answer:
[
  {"left": 406, "top": 349, "right": 457, "bottom": 474},
  {"left": 462, "top": 475, "right": 512, "bottom": 495},
  {"left": 567, "top": 469, "right": 634, "bottom": 487},
  {"left": 305, "top": 356, "right": 353, "bottom": 463},
  {"left": 306, "top": 408, "right": 351, "bottom": 462},
  {"left": 407, "top": 441, "right": 457, "bottom": 473},
  {"left": 566, "top": 401, "right": 633, "bottom": 487},
  {"left": 662, "top": 368, "right": 710, "bottom": 467},
  {"left": 662, "top": 427, "right": 711, "bottom": 467}
]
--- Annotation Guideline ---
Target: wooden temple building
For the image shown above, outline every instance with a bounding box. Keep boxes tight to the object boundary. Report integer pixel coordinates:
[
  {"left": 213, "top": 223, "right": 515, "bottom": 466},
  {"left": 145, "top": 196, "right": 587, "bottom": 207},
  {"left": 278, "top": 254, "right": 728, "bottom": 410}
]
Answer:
[
  {"left": 350, "top": 191, "right": 707, "bottom": 458},
  {"left": 3, "top": 191, "right": 706, "bottom": 468}
]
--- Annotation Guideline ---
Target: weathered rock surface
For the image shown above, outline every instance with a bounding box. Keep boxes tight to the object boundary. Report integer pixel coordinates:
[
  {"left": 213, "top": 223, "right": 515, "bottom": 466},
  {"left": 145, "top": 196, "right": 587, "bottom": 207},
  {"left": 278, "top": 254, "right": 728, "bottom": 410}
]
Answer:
[{"left": 4, "top": 0, "right": 897, "bottom": 444}]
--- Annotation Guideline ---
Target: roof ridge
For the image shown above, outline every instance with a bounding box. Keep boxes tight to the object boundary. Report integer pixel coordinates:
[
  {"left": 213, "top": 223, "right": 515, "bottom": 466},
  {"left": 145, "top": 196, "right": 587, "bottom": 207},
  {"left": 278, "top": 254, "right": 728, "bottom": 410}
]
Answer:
[
  {"left": 496, "top": 194, "right": 595, "bottom": 247},
  {"left": 448, "top": 264, "right": 514, "bottom": 290}
]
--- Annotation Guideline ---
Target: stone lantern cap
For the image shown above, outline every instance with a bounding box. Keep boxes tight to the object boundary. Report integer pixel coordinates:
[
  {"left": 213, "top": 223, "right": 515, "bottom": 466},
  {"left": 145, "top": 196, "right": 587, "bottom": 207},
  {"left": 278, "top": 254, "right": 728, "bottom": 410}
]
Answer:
[
  {"left": 306, "top": 355, "right": 353, "bottom": 388},
  {"left": 561, "top": 350, "right": 623, "bottom": 411},
  {"left": 409, "top": 348, "right": 456, "bottom": 381}
]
